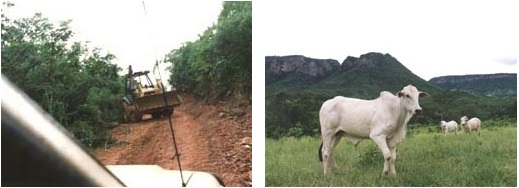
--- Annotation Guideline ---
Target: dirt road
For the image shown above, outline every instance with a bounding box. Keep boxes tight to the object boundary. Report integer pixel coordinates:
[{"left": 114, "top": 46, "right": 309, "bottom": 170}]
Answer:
[{"left": 93, "top": 95, "right": 252, "bottom": 186}]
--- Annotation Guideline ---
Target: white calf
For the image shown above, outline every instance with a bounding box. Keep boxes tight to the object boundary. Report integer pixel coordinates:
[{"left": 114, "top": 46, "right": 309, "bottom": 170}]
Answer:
[
  {"left": 440, "top": 120, "right": 458, "bottom": 135},
  {"left": 318, "top": 85, "right": 429, "bottom": 177},
  {"left": 460, "top": 116, "right": 481, "bottom": 136}
]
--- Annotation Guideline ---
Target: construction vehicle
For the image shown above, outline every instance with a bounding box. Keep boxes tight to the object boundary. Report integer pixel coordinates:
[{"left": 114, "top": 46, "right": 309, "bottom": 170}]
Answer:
[{"left": 122, "top": 65, "right": 181, "bottom": 122}]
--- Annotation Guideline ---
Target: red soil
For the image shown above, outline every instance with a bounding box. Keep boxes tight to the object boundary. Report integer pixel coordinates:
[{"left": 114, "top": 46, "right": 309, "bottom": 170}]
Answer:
[{"left": 92, "top": 95, "right": 252, "bottom": 186}]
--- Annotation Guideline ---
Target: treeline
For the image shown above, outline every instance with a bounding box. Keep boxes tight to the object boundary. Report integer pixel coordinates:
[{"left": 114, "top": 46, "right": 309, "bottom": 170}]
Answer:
[
  {"left": 266, "top": 90, "right": 516, "bottom": 139},
  {"left": 1, "top": 4, "right": 123, "bottom": 148},
  {"left": 166, "top": 1, "right": 251, "bottom": 103}
]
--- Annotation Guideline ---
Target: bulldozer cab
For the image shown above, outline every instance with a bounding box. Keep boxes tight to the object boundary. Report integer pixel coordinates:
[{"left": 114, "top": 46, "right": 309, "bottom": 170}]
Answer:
[
  {"left": 122, "top": 65, "right": 181, "bottom": 122},
  {"left": 126, "top": 64, "right": 168, "bottom": 98},
  {"left": 127, "top": 70, "right": 157, "bottom": 98}
]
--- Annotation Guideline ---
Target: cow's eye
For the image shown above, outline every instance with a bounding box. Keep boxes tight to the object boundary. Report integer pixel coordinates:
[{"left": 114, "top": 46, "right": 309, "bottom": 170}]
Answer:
[{"left": 405, "top": 94, "right": 411, "bottom": 98}]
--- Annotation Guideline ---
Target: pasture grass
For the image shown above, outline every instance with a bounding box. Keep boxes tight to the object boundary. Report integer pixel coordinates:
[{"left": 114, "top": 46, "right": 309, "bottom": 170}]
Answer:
[{"left": 265, "top": 126, "right": 516, "bottom": 187}]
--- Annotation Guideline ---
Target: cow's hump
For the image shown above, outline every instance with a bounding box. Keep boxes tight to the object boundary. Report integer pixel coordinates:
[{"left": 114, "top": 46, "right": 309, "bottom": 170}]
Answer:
[{"left": 379, "top": 91, "right": 396, "bottom": 99}]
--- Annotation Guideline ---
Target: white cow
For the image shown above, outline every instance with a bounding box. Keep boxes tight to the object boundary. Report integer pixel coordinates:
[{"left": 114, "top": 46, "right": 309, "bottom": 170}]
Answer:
[
  {"left": 460, "top": 116, "right": 481, "bottom": 136},
  {"left": 440, "top": 120, "right": 458, "bottom": 135},
  {"left": 318, "top": 85, "right": 429, "bottom": 177}
]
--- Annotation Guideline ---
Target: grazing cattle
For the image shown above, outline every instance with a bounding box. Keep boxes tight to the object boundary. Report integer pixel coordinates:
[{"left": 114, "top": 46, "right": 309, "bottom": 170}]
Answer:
[
  {"left": 318, "top": 85, "right": 429, "bottom": 177},
  {"left": 460, "top": 116, "right": 481, "bottom": 136},
  {"left": 440, "top": 120, "right": 458, "bottom": 135}
]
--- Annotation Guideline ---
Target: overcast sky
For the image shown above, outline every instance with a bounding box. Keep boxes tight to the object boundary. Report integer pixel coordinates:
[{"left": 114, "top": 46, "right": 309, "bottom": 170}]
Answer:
[
  {"left": 258, "top": 1, "right": 517, "bottom": 80},
  {"left": 5, "top": 0, "right": 223, "bottom": 85},
  {"left": 3, "top": 0, "right": 517, "bottom": 82}
]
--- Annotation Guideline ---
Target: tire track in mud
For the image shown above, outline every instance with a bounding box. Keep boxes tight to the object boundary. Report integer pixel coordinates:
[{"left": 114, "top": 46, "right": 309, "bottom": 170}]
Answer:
[{"left": 93, "top": 95, "right": 252, "bottom": 186}]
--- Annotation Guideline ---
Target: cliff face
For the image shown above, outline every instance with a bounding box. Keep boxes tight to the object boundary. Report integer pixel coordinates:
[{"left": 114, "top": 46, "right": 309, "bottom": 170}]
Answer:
[
  {"left": 265, "top": 55, "right": 340, "bottom": 84},
  {"left": 429, "top": 73, "right": 517, "bottom": 97},
  {"left": 266, "top": 52, "right": 440, "bottom": 98},
  {"left": 341, "top": 52, "right": 392, "bottom": 69}
]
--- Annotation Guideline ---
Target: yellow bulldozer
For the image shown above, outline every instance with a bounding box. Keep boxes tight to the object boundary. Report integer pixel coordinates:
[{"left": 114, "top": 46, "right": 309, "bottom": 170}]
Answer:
[{"left": 122, "top": 65, "right": 181, "bottom": 122}]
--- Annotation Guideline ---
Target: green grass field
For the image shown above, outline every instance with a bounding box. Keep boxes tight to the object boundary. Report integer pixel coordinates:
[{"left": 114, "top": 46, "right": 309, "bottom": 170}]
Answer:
[{"left": 265, "top": 126, "right": 516, "bottom": 186}]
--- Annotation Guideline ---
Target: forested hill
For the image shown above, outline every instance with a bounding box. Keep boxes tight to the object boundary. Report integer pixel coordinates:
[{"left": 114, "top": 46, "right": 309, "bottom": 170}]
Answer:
[
  {"left": 266, "top": 52, "right": 440, "bottom": 99},
  {"left": 429, "top": 73, "right": 517, "bottom": 97}
]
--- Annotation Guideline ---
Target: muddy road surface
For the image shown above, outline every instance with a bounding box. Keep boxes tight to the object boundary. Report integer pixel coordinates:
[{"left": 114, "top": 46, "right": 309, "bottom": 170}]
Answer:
[{"left": 93, "top": 95, "right": 252, "bottom": 186}]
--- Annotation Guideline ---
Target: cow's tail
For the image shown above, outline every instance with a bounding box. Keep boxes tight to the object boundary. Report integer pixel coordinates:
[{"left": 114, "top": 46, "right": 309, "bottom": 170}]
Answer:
[{"left": 318, "top": 142, "right": 323, "bottom": 162}]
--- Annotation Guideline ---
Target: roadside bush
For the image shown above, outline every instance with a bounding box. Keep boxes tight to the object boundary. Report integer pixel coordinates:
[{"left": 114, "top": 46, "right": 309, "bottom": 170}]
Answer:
[
  {"left": 1, "top": 8, "right": 123, "bottom": 149},
  {"left": 167, "top": 2, "right": 251, "bottom": 103}
]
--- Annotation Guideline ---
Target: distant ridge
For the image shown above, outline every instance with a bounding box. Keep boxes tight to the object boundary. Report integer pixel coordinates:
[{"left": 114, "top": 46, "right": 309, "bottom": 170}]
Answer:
[{"left": 429, "top": 73, "right": 517, "bottom": 97}]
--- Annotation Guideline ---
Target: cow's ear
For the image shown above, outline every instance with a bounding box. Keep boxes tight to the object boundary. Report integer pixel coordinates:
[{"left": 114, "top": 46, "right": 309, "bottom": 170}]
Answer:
[
  {"left": 419, "top": 92, "right": 430, "bottom": 98},
  {"left": 397, "top": 91, "right": 404, "bottom": 97}
]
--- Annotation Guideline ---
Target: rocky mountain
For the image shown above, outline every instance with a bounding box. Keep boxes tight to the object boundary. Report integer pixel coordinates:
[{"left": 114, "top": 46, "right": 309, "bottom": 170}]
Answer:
[
  {"left": 266, "top": 52, "right": 440, "bottom": 98},
  {"left": 429, "top": 73, "right": 517, "bottom": 97},
  {"left": 265, "top": 55, "right": 339, "bottom": 85}
]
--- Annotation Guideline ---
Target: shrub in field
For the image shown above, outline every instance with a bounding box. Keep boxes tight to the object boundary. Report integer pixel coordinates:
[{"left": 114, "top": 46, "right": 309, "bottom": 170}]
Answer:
[
  {"left": 357, "top": 143, "right": 382, "bottom": 166},
  {"left": 287, "top": 122, "right": 304, "bottom": 138}
]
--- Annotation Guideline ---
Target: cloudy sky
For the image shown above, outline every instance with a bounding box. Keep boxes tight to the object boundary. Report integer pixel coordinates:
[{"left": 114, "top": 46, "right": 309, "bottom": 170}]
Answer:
[
  {"left": 258, "top": 0, "right": 517, "bottom": 80},
  {"left": 4, "top": 0, "right": 223, "bottom": 84},
  {"left": 6, "top": 1, "right": 516, "bottom": 82}
]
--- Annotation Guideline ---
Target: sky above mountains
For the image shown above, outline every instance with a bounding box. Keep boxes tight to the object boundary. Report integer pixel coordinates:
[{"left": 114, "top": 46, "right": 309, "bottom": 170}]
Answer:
[{"left": 258, "top": 1, "right": 517, "bottom": 80}]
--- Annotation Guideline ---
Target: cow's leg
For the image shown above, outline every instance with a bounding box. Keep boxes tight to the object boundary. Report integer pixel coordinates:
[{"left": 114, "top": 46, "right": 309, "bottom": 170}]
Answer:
[
  {"left": 329, "top": 134, "right": 343, "bottom": 172},
  {"left": 370, "top": 134, "right": 391, "bottom": 175},
  {"left": 389, "top": 146, "right": 397, "bottom": 177},
  {"left": 321, "top": 131, "right": 335, "bottom": 176},
  {"left": 382, "top": 155, "right": 390, "bottom": 176}
]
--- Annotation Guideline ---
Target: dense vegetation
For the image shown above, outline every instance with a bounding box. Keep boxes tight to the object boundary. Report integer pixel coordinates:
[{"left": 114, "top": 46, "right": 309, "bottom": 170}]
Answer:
[
  {"left": 2, "top": 3, "right": 124, "bottom": 148},
  {"left": 266, "top": 89, "right": 516, "bottom": 139},
  {"left": 166, "top": 1, "right": 251, "bottom": 104},
  {"left": 265, "top": 53, "right": 517, "bottom": 138},
  {"left": 266, "top": 126, "right": 516, "bottom": 186}
]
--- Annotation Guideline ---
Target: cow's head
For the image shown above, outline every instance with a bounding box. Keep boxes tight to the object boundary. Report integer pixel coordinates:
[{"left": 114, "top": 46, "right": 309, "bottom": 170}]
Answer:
[
  {"left": 396, "top": 85, "right": 429, "bottom": 115},
  {"left": 460, "top": 116, "right": 468, "bottom": 126}
]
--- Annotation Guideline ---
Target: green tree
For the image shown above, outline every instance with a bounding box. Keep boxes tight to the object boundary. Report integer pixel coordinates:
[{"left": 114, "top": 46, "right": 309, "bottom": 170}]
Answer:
[
  {"left": 266, "top": 91, "right": 323, "bottom": 138},
  {"left": 166, "top": 1, "right": 251, "bottom": 103},
  {"left": 2, "top": 5, "right": 123, "bottom": 148}
]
